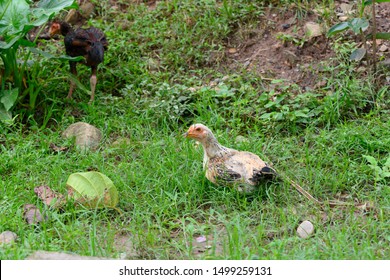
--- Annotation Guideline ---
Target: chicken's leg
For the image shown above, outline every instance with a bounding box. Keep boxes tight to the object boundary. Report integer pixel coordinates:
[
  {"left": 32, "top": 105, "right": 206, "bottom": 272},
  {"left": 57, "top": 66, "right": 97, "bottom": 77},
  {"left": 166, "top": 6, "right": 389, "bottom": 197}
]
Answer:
[
  {"left": 67, "top": 62, "right": 77, "bottom": 99},
  {"left": 89, "top": 66, "right": 98, "bottom": 104}
]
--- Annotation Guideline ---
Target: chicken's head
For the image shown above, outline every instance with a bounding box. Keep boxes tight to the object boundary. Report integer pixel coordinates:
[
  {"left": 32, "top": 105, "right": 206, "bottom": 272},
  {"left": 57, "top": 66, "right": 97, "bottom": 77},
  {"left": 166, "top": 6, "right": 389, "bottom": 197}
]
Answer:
[
  {"left": 183, "top": 124, "right": 212, "bottom": 142},
  {"left": 49, "top": 22, "right": 62, "bottom": 37}
]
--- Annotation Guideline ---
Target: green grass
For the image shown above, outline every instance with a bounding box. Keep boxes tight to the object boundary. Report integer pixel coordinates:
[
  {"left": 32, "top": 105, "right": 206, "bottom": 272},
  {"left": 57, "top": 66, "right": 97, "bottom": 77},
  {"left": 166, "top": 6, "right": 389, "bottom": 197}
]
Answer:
[{"left": 0, "top": 0, "right": 389, "bottom": 260}]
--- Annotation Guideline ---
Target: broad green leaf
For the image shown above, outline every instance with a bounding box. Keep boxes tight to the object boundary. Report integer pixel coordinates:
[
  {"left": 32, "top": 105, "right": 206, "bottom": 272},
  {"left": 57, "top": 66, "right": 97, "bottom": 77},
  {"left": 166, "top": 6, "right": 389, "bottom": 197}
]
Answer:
[
  {"left": 0, "top": 88, "right": 18, "bottom": 111},
  {"left": 327, "top": 22, "right": 349, "bottom": 37},
  {"left": 364, "top": 0, "right": 390, "bottom": 5},
  {"left": 259, "top": 112, "right": 272, "bottom": 119},
  {"left": 66, "top": 171, "right": 119, "bottom": 208},
  {"left": 0, "top": 106, "right": 12, "bottom": 121},
  {"left": 384, "top": 157, "right": 390, "bottom": 168},
  {"left": 362, "top": 155, "right": 378, "bottom": 166},
  {"left": 28, "top": 47, "right": 85, "bottom": 61},
  {"left": 294, "top": 111, "right": 309, "bottom": 118},
  {"left": 369, "top": 32, "right": 390, "bottom": 40},
  {"left": 350, "top": 48, "right": 366, "bottom": 61},
  {"left": 348, "top": 18, "right": 369, "bottom": 34}
]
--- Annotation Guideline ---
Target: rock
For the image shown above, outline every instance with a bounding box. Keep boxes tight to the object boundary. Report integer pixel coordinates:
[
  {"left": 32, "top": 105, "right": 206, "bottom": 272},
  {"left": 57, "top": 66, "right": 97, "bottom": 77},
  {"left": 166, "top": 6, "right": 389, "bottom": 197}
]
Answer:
[
  {"left": 26, "top": 250, "right": 111, "bottom": 260},
  {"left": 62, "top": 122, "right": 102, "bottom": 150},
  {"left": 340, "top": 3, "right": 354, "bottom": 15},
  {"left": 228, "top": 48, "right": 238, "bottom": 54},
  {"left": 297, "top": 220, "right": 314, "bottom": 238},
  {"left": 304, "top": 22, "right": 322, "bottom": 38},
  {"left": 80, "top": 2, "right": 95, "bottom": 18},
  {"left": 284, "top": 50, "right": 299, "bottom": 67},
  {"left": 65, "top": 9, "right": 81, "bottom": 25},
  {"left": 379, "top": 45, "right": 388, "bottom": 52},
  {"left": 339, "top": 16, "right": 349, "bottom": 22},
  {"left": 0, "top": 231, "right": 17, "bottom": 245}
]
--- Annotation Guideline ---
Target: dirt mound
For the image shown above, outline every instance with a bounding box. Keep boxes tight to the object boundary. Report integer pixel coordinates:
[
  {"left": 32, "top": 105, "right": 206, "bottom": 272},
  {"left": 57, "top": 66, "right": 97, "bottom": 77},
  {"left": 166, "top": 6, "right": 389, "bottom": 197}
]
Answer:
[{"left": 223, "top": 3, "right": 390, "bottom": 90}]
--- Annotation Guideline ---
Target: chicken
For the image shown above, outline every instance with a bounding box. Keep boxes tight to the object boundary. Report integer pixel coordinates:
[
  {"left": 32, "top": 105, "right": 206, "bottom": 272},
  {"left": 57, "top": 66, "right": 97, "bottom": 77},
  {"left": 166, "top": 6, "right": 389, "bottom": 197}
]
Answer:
[
  {"left": 49, "top": 21, "right": 108, "bottom": 103},
  {"left": 183, "top": 124, "right": 277, "bottom": 193}
]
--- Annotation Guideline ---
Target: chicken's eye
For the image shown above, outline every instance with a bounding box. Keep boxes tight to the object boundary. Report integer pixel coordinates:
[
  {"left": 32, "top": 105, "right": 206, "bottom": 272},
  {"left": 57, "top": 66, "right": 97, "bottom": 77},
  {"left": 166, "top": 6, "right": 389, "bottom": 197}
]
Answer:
[{"left": 195, "top": 127, "right": 201, "bottom": 132}]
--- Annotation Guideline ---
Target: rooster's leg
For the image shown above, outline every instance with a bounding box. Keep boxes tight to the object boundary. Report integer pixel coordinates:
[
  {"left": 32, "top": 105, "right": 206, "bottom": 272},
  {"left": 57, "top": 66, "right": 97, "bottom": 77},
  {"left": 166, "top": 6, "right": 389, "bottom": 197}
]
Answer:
[
  {"left": 89, "top": 66, "right": 98, "bottom": 104},
  {"left": 67, "top": 62, "right": 77, "bottom": 99}
]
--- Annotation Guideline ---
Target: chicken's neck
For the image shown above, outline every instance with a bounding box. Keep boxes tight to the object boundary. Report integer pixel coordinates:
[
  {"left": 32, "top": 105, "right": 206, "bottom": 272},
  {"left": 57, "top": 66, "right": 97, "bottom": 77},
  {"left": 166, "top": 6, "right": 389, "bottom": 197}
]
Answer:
[
  {"left": 202, "top": 137, "right": 230, "bottom": 160},
  {"left": 60, "top": 22, "right": 73, "bottom": 36}
]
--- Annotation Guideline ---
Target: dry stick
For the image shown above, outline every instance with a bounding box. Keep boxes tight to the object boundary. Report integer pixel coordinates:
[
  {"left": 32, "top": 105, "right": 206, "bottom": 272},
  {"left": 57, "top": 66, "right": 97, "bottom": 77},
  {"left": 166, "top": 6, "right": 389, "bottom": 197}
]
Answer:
[
  {"left": 371, "top": 0, "right": 377, "bottom": 74},
  {"left": 279, "top": 172, "right": 355, "bottom": 208},
  {"left": 263, "top": 155, "right": 354, "bottom": 208}
]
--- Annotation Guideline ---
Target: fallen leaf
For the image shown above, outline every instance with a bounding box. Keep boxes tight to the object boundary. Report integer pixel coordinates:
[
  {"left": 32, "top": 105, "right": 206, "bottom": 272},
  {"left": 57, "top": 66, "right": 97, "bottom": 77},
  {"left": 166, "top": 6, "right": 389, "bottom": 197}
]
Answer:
[
  {"left": 350, "top": 48, "right": 366, "bottom": 61},
  {"left": 34, "top": 185, "right": 65, "bottom": 208},
  {"left": 66, "top": 171, "right": 119, "bottom": 208},
  {"left": 49, "top": 143, "right": 69, "bottom": 152},
  {"left": 23, "top": 204, "right": 47, "bottom": 224}
]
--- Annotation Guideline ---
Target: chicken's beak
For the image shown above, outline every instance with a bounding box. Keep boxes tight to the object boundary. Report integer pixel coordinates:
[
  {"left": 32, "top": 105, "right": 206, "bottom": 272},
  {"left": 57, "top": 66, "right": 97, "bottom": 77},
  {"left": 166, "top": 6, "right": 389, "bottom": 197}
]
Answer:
[{"left": 182, "top": 131, "right": 189, "bottom": 138}]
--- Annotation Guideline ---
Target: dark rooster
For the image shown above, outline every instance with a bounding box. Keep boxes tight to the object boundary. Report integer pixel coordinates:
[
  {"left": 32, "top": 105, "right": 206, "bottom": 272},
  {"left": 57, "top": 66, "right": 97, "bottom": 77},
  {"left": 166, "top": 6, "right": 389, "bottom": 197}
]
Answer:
[{"left": 49, "top": 21, "right": 108, "bottom": 103}]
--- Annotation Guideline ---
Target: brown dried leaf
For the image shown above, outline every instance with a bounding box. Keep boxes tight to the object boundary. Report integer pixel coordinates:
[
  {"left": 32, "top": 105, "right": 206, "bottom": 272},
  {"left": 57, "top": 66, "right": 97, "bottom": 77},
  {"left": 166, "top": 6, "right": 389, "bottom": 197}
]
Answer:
[
  {"left": 49, "top": 143, "right": 69, "bottom": 152},
  {"left": 23, "top": 204, "right": 47, "bottom": 224},
  {"left": 34, "top": 185, "right": 65, "bottom": 208}
]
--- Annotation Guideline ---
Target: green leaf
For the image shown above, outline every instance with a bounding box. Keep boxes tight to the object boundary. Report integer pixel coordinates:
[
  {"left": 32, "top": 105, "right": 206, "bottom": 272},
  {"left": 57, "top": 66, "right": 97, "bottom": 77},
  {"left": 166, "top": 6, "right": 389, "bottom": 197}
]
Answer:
[
  {"left": 327, "top": 22, "right": 349, "bottom": 37},
  {"left": 365, "top": 0, "right": 390, "bottom": 5},
  {"left": 348, "top": 18, "right": 369, "bottom": 34},
  {"left": 350, "top": 48, "right": 366, "bottom": 61},
  {"left": 362, "top": 155, "right": 378, "bottom": 166},
  {"left": 0, "top": 106, "right": 12, "bottom": 122},
  {"left": 27, "top": 47, "right": 85, "bottom": 61},
  {"left": 66, "top": 171, "right": 119, "bottom": 208},
  {"left": 368, "top": 32, "right": 390, "bottom": 40},
  {"left": 294, "top": 111, "right": 309, "bottom": 118},
  {"left": 0, "top": 88, "right": 18, "bottom": 111},
  {"left": 259, "top": 112, "right": 272, "bottom": 119}
]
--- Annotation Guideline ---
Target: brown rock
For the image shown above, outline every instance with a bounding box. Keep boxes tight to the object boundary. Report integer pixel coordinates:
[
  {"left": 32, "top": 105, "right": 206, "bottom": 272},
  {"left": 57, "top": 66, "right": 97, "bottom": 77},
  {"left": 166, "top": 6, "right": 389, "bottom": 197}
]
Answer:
[
  {"left": 80, "top": 2, "right": 95, "bottom": 18},
  {"left": 62, "top": 122, "right": 102, "bottom": 150},
  {"left": 0, "top": 231, "right": 17, "bottom": 245},
  {"left": 26, "top": 251, "right": 111, "bottom": 260}
]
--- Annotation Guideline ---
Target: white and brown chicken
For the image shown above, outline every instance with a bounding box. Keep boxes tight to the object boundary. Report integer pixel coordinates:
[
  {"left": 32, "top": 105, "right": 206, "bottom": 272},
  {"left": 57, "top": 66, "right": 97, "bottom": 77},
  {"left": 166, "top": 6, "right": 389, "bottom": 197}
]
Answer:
[{"left": 183, "top": 124, "right": 277, "bottom": 193}]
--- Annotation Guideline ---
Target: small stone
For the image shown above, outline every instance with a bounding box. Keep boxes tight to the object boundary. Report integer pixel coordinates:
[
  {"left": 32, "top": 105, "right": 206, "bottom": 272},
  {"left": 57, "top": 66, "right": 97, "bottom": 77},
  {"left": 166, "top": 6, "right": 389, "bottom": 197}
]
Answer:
[
  {"left": 62, "top": 122, "right": 102, "bottom": 150},
  {"left": 228, "top": 48, "right": 237, "bottom": 54},
  {"left": 304, "top": 22, "right": 322, "bottom": 38},
  {"left": 339, "top": 16, "right": 349, "bottom": 22},
  {"left": 340, "top": 3, "right": 354, "bottom": 15},
  {"left": 80, "top": 2, "right": 95, "bottom": 18},
  {"left": 195, "top": 236, "right": 207, "bottom": 243},
  {"left": 297, "top": 220, "right": 314, "bottom": 238},
  {"left": 65, "top": 9, "right": 81, "bottom": 25},
  {"left": 379, "top": 45, "right": 388, "bottom": 52},
  {"left": 0, "top": 231, "right": 17, "bottom": 245}
]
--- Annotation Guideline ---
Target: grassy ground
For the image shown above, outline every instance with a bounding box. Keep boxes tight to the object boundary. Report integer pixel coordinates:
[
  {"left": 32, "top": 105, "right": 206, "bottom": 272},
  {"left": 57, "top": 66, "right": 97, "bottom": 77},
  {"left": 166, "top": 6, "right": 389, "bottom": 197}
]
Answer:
[{"left": 0, "top": 0, "right": 389, "bottom": 259}]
